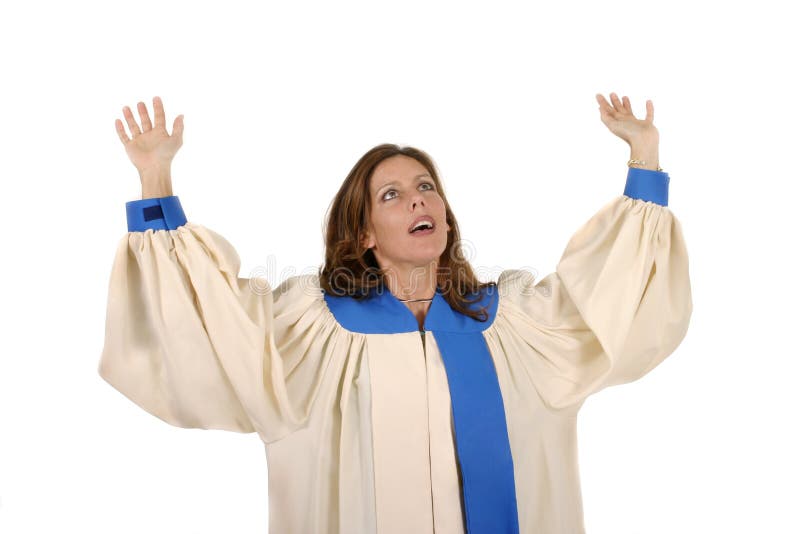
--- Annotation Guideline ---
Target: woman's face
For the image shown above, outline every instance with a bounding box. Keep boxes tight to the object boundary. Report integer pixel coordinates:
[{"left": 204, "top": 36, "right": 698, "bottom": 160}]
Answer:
[{"left": 362, "top": 155, "right": 451, "bottom": 273}]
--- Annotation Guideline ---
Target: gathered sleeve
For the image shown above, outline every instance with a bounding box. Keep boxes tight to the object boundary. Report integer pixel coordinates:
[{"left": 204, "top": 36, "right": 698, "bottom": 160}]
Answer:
[
  {"left": 98, "top": 196, "right": 334, "bottom": 444},
  {"left": 496, "top": 167, "right": 693, "bottom": 411}
]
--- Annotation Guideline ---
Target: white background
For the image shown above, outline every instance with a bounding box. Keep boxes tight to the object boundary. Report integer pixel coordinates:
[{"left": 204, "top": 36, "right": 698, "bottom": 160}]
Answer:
[{"left": 1, "top": 0, "right": 798, "bottom": 532}]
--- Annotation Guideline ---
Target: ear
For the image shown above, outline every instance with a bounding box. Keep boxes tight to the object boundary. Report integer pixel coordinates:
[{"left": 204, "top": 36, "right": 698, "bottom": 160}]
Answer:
[{"left": 360, "top": 229, "right": 375, "bottom": 249}]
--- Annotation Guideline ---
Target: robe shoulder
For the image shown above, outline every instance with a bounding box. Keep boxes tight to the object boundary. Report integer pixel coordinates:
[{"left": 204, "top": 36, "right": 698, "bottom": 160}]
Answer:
[
  {"left": 491, "top": 195, "right": 693, "bottom": 411},
  {"left": 98, "top": 219, "right": 342, "bottom": 444}
]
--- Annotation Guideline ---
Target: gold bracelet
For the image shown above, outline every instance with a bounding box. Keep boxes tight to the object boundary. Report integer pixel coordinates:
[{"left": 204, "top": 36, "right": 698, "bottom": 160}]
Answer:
[{"left": 628, "top": 158, "right": 664, "bottom": 172}]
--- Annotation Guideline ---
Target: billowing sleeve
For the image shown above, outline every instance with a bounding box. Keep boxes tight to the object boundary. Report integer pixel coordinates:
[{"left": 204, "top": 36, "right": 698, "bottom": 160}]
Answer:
[
  {"left": 497, "top": 167, "right": 693, "bottom": 411},
  {"left": 98, "top": 195, "right": 333, "bottom": 444}
]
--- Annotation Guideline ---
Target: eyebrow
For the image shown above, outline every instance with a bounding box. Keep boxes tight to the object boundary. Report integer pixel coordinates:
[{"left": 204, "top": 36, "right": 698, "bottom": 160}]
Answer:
[{"left": 375, "top": 173, "right": 432, "bottom": 196}]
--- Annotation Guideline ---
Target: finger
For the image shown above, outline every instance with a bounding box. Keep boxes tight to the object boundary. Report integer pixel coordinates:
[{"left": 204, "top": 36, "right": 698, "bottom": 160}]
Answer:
[
  {"left": 172, "top": 114, "right": 184, "bottom": 142},
  {"left": 137, "top": 101, "right": 153, "bottom": 131},
  {"left": 114, "top": 118, "right": 130, "bottom": 144},
  {"left": 153, "top": 96, "right": 166, "bottom": 129},
  {"left": 622, "top": 96, "right": 633, "bottom": 114},
  {"left": 646, "top": 100, "right": 655, "bottom": 122},
  {"left": 610, "top": 93, "right": 624, "bottom": 113},
  {"left": 596, "top": 93, "right": 615, "bottom": 115},
  {"left": 122, "top": 106, "right": 141, "bottom": 137}
]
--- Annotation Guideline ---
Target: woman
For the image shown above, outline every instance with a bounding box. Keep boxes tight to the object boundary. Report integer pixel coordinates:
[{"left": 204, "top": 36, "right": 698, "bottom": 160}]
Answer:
[{"left": 99, "top": 94, "right": 692, "bottom": 534}]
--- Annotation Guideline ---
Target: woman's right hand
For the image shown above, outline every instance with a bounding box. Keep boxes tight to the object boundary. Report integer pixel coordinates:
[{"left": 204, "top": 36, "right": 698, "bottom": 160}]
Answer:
[{"left": 115, "top": 96, "right": 184, "bottom": 188}]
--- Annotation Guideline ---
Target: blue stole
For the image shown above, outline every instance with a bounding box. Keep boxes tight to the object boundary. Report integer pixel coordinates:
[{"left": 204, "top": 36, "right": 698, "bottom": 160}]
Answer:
[{"left": 324, "top": 284, "right": 520, "bottom": 534}]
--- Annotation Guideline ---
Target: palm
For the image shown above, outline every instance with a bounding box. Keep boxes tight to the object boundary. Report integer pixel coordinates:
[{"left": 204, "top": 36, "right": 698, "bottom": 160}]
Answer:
[
  {"left": 115, "top": 96, "right": 184, "bottom": 173},
  {"left": 596, "top": 93, "right": 658, "bottom": 145}
]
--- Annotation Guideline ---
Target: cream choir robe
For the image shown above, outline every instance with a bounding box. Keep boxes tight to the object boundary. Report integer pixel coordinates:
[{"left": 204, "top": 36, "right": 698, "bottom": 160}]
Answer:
[{"left": 99, "top": 167, "right": 692, "bottom": 534}]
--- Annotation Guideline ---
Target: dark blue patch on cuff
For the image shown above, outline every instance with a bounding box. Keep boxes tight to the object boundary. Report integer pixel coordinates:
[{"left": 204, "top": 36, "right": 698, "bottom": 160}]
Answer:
[
  {"left": 126, "top": 196, "right": 187, "bottom": 232},
  {"left": 142, "top": 204, "right": 165, "bottom": 222},
  {"left": 623, "top": 167, "right": 670, "bottom": 206}
]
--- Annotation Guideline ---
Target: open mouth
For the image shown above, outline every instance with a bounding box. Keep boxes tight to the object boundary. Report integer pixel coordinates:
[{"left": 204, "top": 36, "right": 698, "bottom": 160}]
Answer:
[
  {"left": 410, "top": 225, "right": 435, "bottom": 236},
  {"left": 409, "top": 218, "right": 435, "bottom": 234}
]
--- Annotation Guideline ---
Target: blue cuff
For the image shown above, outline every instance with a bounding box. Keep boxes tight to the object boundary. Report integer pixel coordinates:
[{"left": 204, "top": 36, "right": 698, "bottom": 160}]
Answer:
[
  {"left": 126, "top": 196, "right": 187, "bottom": 232},
  {"left": 623, "top": 167, "right": 670, "bottom": 207}
]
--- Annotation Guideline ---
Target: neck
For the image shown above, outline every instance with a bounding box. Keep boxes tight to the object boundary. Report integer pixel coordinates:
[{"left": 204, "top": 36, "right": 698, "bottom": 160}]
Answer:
[
  {"left": 382, "top": 261, "right": 438, "bottom": 302},
  {"left": 377, "top": 260, "right": 439, "bottom": 331}
]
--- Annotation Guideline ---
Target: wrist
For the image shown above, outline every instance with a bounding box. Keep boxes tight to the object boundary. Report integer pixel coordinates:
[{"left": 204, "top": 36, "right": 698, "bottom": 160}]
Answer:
[
  {"left": 141, "top": 178, "right": 173, "bottom": 199},
  {"left": 628, "top": 145, "right": 660, "bottom": 171},
  {"left": 138, "top": 163, "right": 172, "bottom": 182},
  {"left": 139, "top": 167, "right": 173, "bottom": 199}
]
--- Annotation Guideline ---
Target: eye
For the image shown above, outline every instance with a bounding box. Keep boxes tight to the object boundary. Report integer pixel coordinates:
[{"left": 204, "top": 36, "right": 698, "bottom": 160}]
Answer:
[{"left": 382, "top": 182, "right": 435, "bottom": 202}]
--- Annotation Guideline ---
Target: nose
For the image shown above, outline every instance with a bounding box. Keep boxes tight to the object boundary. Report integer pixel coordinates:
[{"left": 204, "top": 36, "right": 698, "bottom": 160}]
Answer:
[{"left": 410, "top": 192, "right": 426, "bottom": 210}]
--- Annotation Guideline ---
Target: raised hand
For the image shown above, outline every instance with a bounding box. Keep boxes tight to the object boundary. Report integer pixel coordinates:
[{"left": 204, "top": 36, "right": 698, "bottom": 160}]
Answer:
[
  {"left": 595, "top": 92, "right": 661, "bottom": 171},
  {"left": 115, "top": 96, "right": 184, "bottom": 185},
  {"left": 595, "top": 93, "right": 659, "bottom": 147}
]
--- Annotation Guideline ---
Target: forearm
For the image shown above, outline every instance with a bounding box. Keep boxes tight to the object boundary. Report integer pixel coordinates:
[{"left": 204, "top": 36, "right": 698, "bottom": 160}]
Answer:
[{"left": 140, "top": 167, "right": 174, "bottom": 199}]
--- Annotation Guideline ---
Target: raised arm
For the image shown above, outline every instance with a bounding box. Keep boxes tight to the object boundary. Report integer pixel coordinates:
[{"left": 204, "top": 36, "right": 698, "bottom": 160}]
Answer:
[
  {"left": 100, "top": 98, "right": 333, "bottom": 443},
  {"left": 496, "top": 94, "right": 692, "bottom": 411}
]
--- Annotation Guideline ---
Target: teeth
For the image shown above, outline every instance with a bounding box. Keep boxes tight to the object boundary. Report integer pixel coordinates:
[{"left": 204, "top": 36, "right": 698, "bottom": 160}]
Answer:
[{"left": 411, "top": 221, "right": 433, "bottom": 232}]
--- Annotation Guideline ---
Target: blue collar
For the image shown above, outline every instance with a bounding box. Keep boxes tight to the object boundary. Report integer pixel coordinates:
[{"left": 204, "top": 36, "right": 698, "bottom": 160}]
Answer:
[{"left": 323, "top": 283, "right": 499, "bottom": 334}]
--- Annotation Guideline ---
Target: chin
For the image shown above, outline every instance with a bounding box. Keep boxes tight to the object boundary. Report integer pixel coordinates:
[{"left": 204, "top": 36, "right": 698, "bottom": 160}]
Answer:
[
  {"left": 384, "top": 241, "right": 447, "bottom": 268},
  {"left": 410, "top": 248, "right": 447, "bottom": 266},
  {"left": 397, "top": 248, "right": 438, "bottom": 264}
]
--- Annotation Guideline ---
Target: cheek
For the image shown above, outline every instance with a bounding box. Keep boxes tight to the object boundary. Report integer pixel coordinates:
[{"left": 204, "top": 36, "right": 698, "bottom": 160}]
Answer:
[
  {"left": 371, "top": 209, "right": 405, "bottom": 240},
  {"left": 434, "top": 197, "right": 448, "bottom": 219}
]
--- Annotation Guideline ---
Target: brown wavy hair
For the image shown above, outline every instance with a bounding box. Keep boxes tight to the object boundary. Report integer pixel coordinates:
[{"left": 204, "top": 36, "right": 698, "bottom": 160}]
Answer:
[{"left": 318, "top": 143, "right": 496, "bottom": 322}]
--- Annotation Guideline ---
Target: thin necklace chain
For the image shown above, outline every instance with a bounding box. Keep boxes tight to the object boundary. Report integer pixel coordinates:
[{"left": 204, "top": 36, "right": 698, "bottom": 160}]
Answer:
[{"left": 398, "top": 297, "right": 434, "bottom": 303}]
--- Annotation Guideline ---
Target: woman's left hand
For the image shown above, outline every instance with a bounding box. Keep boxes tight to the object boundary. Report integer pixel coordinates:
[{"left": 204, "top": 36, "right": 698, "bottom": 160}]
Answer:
[{"left": 596, "top": 93, "right": 659, "bottom": 147}]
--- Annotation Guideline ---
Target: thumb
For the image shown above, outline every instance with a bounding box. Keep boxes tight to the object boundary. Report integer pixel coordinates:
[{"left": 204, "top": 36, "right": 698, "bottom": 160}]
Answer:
[
  {"left": 172, "top": 114, "right": 184, "bottom": 141},
  {"left": 645, "top": 100, "right": 654, "bottom": 123}
]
